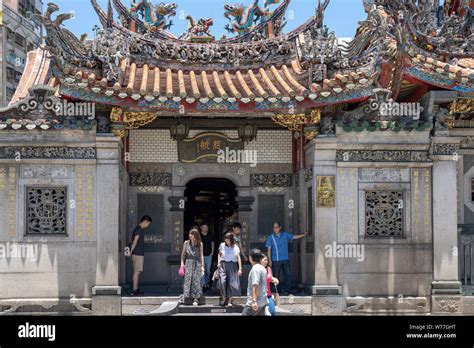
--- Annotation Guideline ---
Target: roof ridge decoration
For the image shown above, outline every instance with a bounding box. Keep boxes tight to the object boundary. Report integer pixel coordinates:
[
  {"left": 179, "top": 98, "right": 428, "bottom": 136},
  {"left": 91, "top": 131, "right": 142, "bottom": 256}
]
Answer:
[
  {"left": 0, "top": 85, "right": 96, "bottom": 131},
  {"left": 101, "top": 0, "right": 291, "bottom": 42},
  {"left": 362, "top": 0, "right": 473, "bottom": 58},
  {"left": 112, "top": 0, "right": 177, "bottom": 38},
  {"left": 179, "top": 16, "right": 215, "bottom": 42},
  {"left": 129, "top": 0, "right": 177, "bottom": 32},
  {"left": 91, "top": 27, "right": 294, "bottom": 67},
  {"left": 35, "top": 3, "right": 97, "bottom": 68},
  {"left": 223, "top": 0, "right": 281, "bottom": 35}
]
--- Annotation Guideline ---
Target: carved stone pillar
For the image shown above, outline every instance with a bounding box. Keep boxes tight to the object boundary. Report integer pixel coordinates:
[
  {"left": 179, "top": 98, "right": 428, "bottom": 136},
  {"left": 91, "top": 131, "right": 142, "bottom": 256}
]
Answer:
[
  {"left": 431, "top": 138, "right": 463, "bottom": 315},
  {"left": 167, "top": 187, "right": 186, "bottom": 291},
  {"left": 236, "top": 187, "right": 254, "bottom": 253},
  {"left": 236, "top": 187, "right": 254, "bottom": 290},
  {"left": 306, "top": 137, "right": 343, "bottom": 315},
  {"left": 92, "top": 137, "right": 122, "bottom": 315}
]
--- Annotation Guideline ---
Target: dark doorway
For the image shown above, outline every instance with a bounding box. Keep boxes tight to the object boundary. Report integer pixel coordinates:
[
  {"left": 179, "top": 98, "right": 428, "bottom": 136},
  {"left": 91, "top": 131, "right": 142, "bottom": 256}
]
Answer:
[{"left": 184, "top": 178, "right": 237, "bottom": 242}]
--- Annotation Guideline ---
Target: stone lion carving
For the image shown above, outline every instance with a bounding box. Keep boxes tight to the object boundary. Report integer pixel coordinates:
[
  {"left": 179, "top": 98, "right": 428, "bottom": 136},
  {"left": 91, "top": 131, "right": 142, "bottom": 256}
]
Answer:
[{"left": 434, "top": 107, "right": 450, "bottom": 131}]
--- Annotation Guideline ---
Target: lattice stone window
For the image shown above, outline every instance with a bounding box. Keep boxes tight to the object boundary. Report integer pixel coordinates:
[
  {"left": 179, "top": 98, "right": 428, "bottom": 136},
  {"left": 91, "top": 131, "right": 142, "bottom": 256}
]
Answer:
[
  {"left": 26, "top": 187, "right": 67, "bottom": 235},
  {"left": 365, "top": 191, "right": 404, "bottom": 238}
]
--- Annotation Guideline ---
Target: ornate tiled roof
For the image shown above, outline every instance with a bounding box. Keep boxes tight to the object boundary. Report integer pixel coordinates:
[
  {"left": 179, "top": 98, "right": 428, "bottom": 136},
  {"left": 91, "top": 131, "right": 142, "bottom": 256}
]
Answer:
[
  {"left": 63, "top": 58, "right": 376, "bottom": 105},
  {"left": 11, "top": 0, "right": 474, "bottom": 116}
]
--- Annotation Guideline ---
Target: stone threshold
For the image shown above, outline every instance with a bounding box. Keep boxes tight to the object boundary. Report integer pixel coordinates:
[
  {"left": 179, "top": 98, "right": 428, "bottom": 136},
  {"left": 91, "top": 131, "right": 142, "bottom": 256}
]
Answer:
[
  {"left": 121, "top": 295, "right": 312, "bottom": 305},
  {"left": 0, "top": 298, "right": 92, "bottom": 315}
]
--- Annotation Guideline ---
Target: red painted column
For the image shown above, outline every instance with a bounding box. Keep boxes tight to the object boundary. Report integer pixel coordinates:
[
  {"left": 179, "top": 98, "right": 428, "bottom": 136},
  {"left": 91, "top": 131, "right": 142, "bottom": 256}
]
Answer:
[{"left": 292, "top": 131, "right": 298, "bottom": 174}]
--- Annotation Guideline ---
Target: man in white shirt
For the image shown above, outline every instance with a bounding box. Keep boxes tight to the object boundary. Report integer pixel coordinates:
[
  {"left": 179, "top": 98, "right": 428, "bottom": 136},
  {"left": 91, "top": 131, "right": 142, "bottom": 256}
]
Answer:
[{"left": 242, "top": 249, "right": 267, "bottom": 316}]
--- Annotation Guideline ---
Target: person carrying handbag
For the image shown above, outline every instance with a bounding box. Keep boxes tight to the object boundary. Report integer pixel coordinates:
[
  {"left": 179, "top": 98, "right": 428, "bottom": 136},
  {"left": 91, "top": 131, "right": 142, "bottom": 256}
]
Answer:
[
  {"left": 261, "top": 255, "right": 279, "bottom": 316},
  {"left": 180, "top": 229, "right": 205, "bottom": 305},
  {"left": 217, "top": 232, "right": 242, "bottom": 307}
]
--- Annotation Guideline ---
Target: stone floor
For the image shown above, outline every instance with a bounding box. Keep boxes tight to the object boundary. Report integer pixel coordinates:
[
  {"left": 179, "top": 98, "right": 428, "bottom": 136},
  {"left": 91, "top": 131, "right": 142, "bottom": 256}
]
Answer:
[
  {"left": 1, "top": 296, "right": 473, "bottom": 315},
  {"left": 121, "top": 284, "right": 312, "bottom": 297},
  {"left": 121, "top": 295, "right": 313, "bottom": 316}
]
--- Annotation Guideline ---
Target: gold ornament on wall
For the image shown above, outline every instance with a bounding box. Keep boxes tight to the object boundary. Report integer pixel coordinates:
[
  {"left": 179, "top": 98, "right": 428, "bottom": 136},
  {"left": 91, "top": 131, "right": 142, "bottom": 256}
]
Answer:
[
  {"left": 309, "top": 109, "right": 321, "bottom": 124},
  {"left": 110, "top": 107, "right": 158, "bottom": 131},
  {"left": 272, "top": 113, "right": 308, "bottom": 131},
  {"left": 124, "top": 111, "right": 158, "bottom": 129},
  {"left": 272, "top": 108, "right": 322, "bottom": 136},
  {"left": 449, "top": 98, "right": 474, "bottom": 115},
  {"left": 444, "top": 114, "right": 455, "bottom": 130},
  {"left": 304, "top": 109, "right": 321, "bottom": 140},
  {"left": 304, "top": 128, "right": 318, "bottom": 140},
  {"left": 112, "top": 128, "right": 127, "bottom": 138},
  {"left": 110, "top": 107, "right": 124, "bottom": 122},
  {"left": 316, "top": 175, "right": 335, "bottom": 208}
]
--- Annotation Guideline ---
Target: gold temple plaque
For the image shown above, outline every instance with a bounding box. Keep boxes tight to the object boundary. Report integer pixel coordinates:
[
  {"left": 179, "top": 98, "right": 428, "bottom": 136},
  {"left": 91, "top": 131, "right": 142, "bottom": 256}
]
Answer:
[{"left": 317, "top": 176, "right": 335, "bottom": 208}]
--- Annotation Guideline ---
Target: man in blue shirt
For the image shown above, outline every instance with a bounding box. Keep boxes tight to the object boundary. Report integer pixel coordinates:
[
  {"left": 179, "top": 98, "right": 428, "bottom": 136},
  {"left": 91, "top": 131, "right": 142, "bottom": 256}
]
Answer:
[{"left": 265, "top": 222, "right": 307, "bottom": 295}]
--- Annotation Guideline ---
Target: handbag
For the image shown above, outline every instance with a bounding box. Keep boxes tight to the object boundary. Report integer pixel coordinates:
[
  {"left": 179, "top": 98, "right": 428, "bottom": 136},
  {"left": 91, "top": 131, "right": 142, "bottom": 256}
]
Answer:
[
  {"left": 211, "top": 269, "right": 220, "bottom": 290},
  {"left": 178, "top": 240, "right": 188, "bottom": 277},
  {"left": 274, "top": 284, "right": 281, "bottom": 307},
  {"left": 178, "top": 265, "right": 185, "bottom": 277}
]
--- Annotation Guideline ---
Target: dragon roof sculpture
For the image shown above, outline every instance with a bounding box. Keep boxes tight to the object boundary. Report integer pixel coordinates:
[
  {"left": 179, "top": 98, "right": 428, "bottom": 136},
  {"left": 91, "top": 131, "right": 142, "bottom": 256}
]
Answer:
[
  {"left": 100, "top": 0, "right": 291, "bottom": 42},
  {"left": 224, "top": 0, "right": 281, "bottom": 34},
  {"left": 129, "top": 0, "right": 177, "bottom": 32}
]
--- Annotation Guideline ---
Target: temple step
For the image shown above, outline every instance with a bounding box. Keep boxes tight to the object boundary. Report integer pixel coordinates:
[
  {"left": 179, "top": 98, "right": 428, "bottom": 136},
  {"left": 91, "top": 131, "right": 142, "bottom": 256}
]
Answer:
[{"left": 178, "top": 304, "right": 244, "bottom": 314}]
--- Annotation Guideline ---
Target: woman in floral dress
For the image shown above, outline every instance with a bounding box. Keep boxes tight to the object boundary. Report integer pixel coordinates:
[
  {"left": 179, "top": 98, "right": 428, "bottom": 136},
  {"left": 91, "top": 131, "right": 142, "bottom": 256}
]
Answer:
[{"left": 180, "top": 228, "right": 205, "bottom": 305}]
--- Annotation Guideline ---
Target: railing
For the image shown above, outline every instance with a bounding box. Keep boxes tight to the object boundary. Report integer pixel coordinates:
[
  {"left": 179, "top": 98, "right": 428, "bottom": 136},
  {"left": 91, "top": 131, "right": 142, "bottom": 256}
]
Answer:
[
  {"left": 459, "top": 224, "right": 474, "bottom": 286},
  {"left": 3, "top": 5, "right": 35, "bottom": 32}
]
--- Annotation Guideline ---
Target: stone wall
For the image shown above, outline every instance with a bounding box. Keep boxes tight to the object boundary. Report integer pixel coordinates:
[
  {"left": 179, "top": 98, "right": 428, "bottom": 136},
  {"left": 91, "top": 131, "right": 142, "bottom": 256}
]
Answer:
[
  {"left": 306, "top": 128, "right": 440, "bottom": 314},
  {"left": 0, "top": 129, "right": 122, "bottom": 310},
  {"left": 337, "top": 166, "right": 433, "bottom": 297}
]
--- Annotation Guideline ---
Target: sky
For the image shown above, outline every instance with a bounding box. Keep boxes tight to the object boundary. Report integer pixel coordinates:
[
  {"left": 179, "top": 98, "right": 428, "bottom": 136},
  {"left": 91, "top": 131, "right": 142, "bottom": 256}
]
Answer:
[{"left": 50, "top": 0, "right": 366, "bottom": 39}]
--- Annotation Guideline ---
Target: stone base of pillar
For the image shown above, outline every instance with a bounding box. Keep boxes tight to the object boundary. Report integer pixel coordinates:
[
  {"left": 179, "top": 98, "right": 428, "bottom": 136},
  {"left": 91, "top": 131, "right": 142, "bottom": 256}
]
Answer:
[
  {"left": 431, "top": 281, "right": 462, "bottom": 295},
  {"left": 431, "top": 281, "right": 463, "bottom": 315},
  {"left": 431, "top": 295, "right": 463, "bottom": 315},
  {"left": 91, "top": 286, "right": 122, "bottom": 316},
  {"left": 311, "top": 285, "right": 343, "bottom": 315}
]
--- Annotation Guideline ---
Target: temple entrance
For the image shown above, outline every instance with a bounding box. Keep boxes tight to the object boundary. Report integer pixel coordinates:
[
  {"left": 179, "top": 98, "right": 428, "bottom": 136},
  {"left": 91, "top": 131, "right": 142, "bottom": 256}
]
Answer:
[{"left": 184, "top": 178, "right": 238, "bottom": 242}]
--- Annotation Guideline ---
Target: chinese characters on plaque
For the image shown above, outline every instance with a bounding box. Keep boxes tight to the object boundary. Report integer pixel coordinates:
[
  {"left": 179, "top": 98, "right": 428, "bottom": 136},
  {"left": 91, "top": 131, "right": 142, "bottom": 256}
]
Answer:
[{"left": 178, "top": 132, "right": 243, "bottom": 163}]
